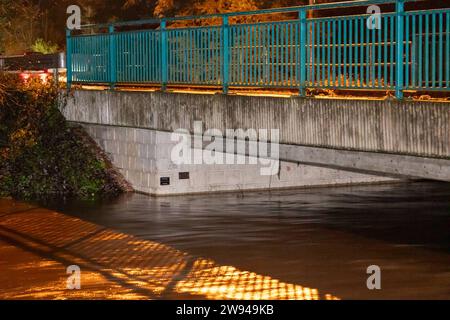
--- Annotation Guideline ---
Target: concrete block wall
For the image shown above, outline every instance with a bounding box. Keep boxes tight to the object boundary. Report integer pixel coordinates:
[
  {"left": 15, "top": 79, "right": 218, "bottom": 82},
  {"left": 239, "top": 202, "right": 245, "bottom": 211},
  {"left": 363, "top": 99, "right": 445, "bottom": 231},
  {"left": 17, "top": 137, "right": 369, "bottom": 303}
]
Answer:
[
  {"left": 65, "top": 90, "right": 450, "bottom": 159},
  {"left": 83, "top": 124, "right": 397, "bottom": 196}
]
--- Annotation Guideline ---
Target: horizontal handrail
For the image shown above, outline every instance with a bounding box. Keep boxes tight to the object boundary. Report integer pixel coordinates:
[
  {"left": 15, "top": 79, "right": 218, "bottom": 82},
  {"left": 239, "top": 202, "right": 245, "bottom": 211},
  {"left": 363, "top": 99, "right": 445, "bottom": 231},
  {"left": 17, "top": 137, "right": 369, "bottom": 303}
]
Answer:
[{"left": 76, "top": 0, "right": 423, "bottom": 30}]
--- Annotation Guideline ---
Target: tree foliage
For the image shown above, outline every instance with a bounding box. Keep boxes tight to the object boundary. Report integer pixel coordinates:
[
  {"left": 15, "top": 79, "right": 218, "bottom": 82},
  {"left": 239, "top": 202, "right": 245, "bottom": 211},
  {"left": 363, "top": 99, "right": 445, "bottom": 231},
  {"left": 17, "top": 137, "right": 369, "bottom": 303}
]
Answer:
[
  {"left": 0, "top": 0, "right": 41, "bottom": 54},
  {"left": 0, "top": 74, "right": 127, "bottom": 199}
]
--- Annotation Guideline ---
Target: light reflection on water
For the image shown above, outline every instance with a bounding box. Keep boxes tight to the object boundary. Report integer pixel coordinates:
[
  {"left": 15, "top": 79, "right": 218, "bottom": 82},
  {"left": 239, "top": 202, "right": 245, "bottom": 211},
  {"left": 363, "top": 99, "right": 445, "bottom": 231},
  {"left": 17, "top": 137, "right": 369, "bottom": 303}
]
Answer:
[
  {"left": 0, "top": 199, "right": 337, "bottom": 300},
  {"left": 44, "top": 181, "right": 450, "bottom": 300}
]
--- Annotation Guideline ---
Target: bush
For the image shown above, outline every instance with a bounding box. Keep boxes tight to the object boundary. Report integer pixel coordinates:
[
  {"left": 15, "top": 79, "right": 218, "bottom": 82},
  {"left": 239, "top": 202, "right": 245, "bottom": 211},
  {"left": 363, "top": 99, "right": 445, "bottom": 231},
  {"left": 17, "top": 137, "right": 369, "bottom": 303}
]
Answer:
[
  {"left": 0, "top": 73, "right": 126, "bottom": 200},
  {"left": 30, "top": 38, "right": 59, "bottom": 54}
]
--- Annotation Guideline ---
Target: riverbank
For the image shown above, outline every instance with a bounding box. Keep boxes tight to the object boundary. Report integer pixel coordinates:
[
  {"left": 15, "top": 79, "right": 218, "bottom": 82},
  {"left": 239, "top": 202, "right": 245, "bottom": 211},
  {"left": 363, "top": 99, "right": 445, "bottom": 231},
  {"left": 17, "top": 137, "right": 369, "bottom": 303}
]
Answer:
[{"left": 0, "top": 73, "right": 131, "bottom": 200}]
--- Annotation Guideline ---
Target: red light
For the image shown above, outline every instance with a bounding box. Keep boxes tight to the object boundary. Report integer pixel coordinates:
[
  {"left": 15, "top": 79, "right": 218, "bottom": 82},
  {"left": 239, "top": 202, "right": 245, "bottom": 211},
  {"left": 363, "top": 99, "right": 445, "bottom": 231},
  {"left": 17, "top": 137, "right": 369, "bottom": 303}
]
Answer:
[{"left": 20, "top": 73, "right": 31, "bottom": 80}]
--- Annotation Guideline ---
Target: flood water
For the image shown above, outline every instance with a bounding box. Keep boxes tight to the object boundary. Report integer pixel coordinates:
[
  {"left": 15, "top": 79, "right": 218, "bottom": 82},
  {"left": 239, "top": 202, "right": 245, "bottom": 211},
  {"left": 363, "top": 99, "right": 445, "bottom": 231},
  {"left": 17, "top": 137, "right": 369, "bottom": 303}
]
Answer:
[{"left": 43, "top": 181, "right": 450, "bottom": 300}]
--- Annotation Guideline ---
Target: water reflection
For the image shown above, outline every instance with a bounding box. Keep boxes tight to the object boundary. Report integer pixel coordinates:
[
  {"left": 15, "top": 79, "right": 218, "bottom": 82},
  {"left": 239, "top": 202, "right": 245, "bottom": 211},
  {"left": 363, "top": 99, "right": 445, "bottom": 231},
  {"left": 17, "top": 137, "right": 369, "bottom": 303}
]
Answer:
[
  {"left": 1, "top": 181, "right": 450, "bottom": 299},
  {"left": 0, "top": 203, "right": 338, "bottom": 300},
  {"left": 46, "top": 181, "right": 450, "bottom": 300}
]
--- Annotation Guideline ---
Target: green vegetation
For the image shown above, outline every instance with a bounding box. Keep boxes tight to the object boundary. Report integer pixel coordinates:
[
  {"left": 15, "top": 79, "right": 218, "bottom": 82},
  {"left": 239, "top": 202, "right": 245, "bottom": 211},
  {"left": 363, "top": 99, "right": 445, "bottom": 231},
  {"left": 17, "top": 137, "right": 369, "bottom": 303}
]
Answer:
[
  {"left": 0, "top": 74, "right": 126, "bottom": 200},
  {"left": 31, "top": 38, "right": 59, "bottom": 54}
]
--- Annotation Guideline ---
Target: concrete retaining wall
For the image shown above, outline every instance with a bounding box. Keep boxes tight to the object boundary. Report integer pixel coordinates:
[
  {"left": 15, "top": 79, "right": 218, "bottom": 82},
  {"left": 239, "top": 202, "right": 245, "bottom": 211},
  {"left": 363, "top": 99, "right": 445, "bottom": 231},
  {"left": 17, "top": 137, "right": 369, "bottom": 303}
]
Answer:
[
  {"left": 82, "top": 124, "right": 396, "bottom": 195},
  {"left": 65, "top": 90, "right": 450, "bottom": 159}
]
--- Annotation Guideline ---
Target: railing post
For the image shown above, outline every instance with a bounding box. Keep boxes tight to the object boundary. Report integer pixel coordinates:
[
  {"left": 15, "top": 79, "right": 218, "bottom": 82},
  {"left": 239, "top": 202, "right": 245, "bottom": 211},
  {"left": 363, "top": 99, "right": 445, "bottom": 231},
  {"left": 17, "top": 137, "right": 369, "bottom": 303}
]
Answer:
[
  {"left": 395, "top": 0, "right": 405, "bottom": 99},
  {"left": 66, "top": 29, "right": 72, "bottom": 91},
  {"left": 161, "top": 19, "right": 168, "bottom": 91},
  {"left": 299, "top": 8, "right": 307, "bottom": 96},
  {"left": 222, "top": 15, "right": 230, "bottom": 94},
  {"left": 109, "top": 25, "right": 116, "bottom": 89}
]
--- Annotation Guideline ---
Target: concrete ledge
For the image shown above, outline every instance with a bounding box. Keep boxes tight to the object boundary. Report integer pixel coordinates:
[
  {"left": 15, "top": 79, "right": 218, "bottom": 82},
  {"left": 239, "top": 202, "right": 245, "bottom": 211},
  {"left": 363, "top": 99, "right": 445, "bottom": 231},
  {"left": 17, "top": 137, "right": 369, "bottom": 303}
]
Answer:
[{"left": 64, "top": 90, "right": 450, "bottom": 159}]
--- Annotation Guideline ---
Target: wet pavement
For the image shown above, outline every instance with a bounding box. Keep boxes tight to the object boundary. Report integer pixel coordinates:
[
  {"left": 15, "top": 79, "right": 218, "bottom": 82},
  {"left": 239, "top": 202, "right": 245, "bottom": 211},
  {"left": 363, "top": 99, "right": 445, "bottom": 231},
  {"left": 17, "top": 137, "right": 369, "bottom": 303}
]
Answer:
[{"left": 1, "top": 181, "right": 450, "bottom": 299}]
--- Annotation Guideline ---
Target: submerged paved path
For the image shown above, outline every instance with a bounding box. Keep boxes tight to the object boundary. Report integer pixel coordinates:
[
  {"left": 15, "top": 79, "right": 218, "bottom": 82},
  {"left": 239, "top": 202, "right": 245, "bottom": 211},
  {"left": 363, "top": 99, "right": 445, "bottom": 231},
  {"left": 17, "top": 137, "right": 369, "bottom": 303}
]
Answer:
[{"left": 0, "top": 198, "right": 337, "bottom": 300}]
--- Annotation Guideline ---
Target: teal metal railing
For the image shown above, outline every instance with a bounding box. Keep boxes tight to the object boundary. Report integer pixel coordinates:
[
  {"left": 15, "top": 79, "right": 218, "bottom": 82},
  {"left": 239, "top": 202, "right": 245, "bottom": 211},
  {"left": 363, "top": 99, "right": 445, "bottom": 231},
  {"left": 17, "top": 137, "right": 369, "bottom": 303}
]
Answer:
[{"left": 66, "top": 0, "right": 450, "bottom": 98}]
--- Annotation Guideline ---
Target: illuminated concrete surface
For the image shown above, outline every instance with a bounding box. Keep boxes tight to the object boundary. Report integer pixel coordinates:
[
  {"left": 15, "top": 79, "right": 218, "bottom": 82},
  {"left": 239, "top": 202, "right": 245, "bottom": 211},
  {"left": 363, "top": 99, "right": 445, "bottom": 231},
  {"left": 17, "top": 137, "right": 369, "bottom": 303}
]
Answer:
[
  {"left": 1, "top": 181, "right": 450, "bottom": 300},
  {"left": 0, "top": 198, "right": 338, "bottom": 300}
]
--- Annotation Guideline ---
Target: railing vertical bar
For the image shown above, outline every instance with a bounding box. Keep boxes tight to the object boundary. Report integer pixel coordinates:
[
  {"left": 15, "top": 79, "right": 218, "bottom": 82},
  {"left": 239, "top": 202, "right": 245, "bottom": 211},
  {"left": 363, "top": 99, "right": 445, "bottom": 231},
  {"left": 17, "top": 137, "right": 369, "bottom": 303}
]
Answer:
[
  {"left": 277, "top": 24, "right": 281, "bottom": 86},
  {"left": 337, "top": 19, "right": 342, "bottom": 87},
  {"left": 66, "top": 29, "right": 72, "bottom": 90},
  {"left": 417, "top": 14, "right": 422, "bottom": 88},
  {"left": 377, "top": 18, "right": 382, "bottom": 88},
  {"left": 311, "top": 21, "right": 316, "bottom": 86},
  {"left": 289, "top": 23, "right": 296, "bottom": 87},
  {"left": 150, "top": 33, "right": 153, "bottom": 82},
  {"left": 200, "top": 29, "right": 204, "bottom": 84},
  {"left": 404, "top": 15, "right": 410, "bottom": 87},
  {"left": 438, "top": 13, "right": 443, "bottom": 88},
  {"left": 140, "top": 32, "right": 144, "bottom": 81},
  {"left": 395, "top": 0, "right": 405, "bottom": 98},
  {"left": 222, "top": 16, "right": 229, "bottom": 93},
  {"left": 343, "top": 19, "right": 347, "bottom": 87},
  {"left": 321, "top": 21, "right": 326, "bottom": 86},
  {"left": 257, "top": 25, "right": 261, "bottom": 86},
  {"left": 231, "top": 26, "right": 235, "bottom": 85},
  {"left": 129, "top": 33, "right": 133, "bottom": 82},
  {"left": 316, "top": 21, "right": 321, "bottom": 86},
  {"left": 425, "top": 14, "right": 429, "bottom": 88},
  {"left": 431, "top": 13, "right": 436, "bottom": 88},
  {"left": 210, "top": 29, "right": 214, "bottom": 84},
  {"left": 299, "top": 9, "right": 306, "bottom": 94},
  {"left": 252, "top": 25, "right": 256, "bottom": 85},
  {"left": 332, "top": 20, "right": 337, "bottom": 88},
  {"left": 349, "top": 19, "right": 353, "bottom": 87},
  {"left": 360, "top": 18, "right": 365, "bottom": 87},
  {"left": 137, "top": 32, "right": 141, "bottom": 82},
  {"left": 152, "top": 32, "right": 156, "bottom": 82},
  {"left": 138, "top": 33, "right": 142, "bottom": 82},
  {"left": 383, "top": 16, "right": 388, "bottom": 87},
  {"left": 198, "top": 30, "right": 202, "bottom": 83},
  {"left": 410, "top": 15, "right": 415, "bottom": 88},
  {"left": 190, "top": 29, "right": 194, "bottom": 83},
  {"left": 327, "top": 20, "right": 331, "bottom": 87},
  {"left": 241, "top": 26, "right": 244, "bottom": 85},
  {"left": 368, "top": 19, "right": 372, "bottom": 87},
  {"left": 354, "top": 18, "right": 358, "bottom": 88},
  {"left": 244, "top": 25, "right": 249, "bottom": 85},
  {"left": 281, "top": 24, "right": 285, "bottom": 86},
  {"left": 255, "top": 26, "right": 259, "bottom": 85},
  {"left": 371, "top": 26, "right": 376, "bottom": 88},
  {"left": 285, "top": 24, "right": 289, "bottom": 86},
  {"left": 160, "top": 20, "right": 167, "bottom": 89},
  {"left": 250, "top": 25, "right": 253, "bottom": 85},
  {"left": 109, "top": 25, "right": 116, "bottom": 88},
  {"left": 447, "top": 12, "right": 450, "bottom": 88},
  {"left": 148, "top": 32, "right": 152, "bottom": 82},
  {"left": 213, "top": 28, "right": 216, "bottom": 84}
]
